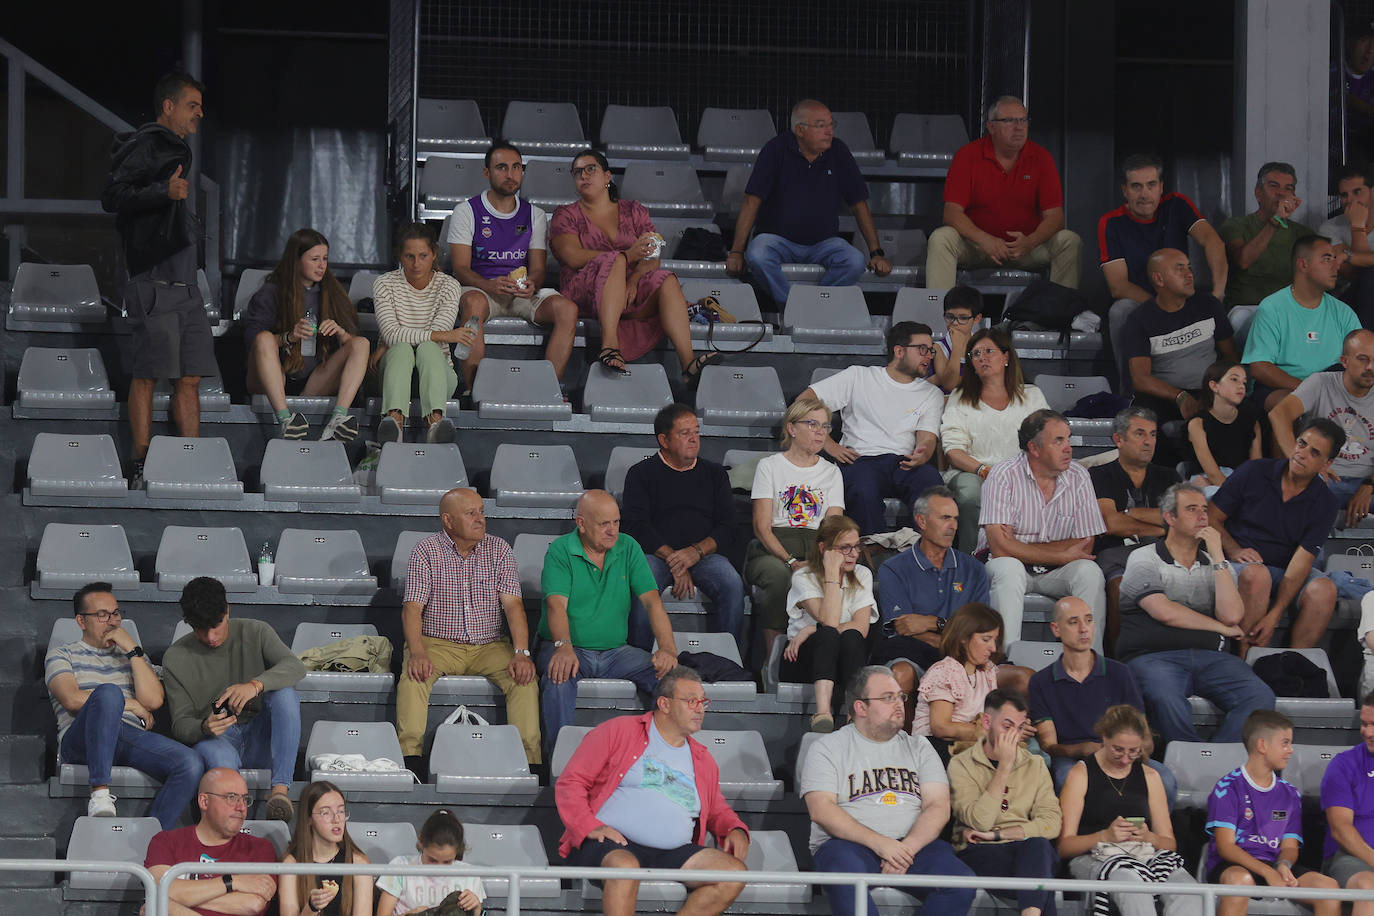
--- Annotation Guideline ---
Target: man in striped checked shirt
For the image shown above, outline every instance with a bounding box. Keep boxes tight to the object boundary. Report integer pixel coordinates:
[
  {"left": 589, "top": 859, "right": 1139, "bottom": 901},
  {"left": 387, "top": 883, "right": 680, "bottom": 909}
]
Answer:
[{"left": 397, "top": 487, "right": 540, "bottom": 777}]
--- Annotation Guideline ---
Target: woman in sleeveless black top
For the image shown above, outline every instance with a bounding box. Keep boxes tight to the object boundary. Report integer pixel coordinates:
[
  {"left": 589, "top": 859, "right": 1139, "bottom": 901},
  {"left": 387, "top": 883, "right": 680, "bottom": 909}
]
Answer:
[
  {"left": 1057, "top": 706, "right": 1201, "bottom": 916},
  {"left": 279, "top": 780, "right": 373, "bottom": 916}
]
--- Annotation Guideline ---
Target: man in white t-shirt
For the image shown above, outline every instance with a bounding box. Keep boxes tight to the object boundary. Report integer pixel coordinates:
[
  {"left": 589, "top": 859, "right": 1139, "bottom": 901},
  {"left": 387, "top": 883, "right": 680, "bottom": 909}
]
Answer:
[
  {"left": 1271, "top": 328, "right": 1374, "bottom": 527},
  {"left": 446, "top": 141, "right": 579, "bottom": 388},
  {"left": 802, "top": 665, "right": 975, "bottom": 916},
  {"left": 802, "top": 321, "right": 946, "bottom": 534}
]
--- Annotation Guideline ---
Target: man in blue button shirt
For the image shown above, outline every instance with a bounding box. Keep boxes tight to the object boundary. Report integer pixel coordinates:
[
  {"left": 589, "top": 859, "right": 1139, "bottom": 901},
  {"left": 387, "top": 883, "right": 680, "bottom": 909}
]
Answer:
[
  {"left": 874, "top": 486, "right": 989, "bottom": 723},
  {"left": 726, "top": 99, "right": 892, "bottom": 305}
]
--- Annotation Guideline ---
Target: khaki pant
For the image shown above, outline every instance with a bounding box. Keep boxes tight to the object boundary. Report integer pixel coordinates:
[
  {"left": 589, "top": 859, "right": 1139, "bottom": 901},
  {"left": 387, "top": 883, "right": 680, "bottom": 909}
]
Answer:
[
  {"left": 397, "top": 636, "right": 541, "bottom": 764},
  {"left": 924, "top": 226, "right": 1082, "bottom": 289}
]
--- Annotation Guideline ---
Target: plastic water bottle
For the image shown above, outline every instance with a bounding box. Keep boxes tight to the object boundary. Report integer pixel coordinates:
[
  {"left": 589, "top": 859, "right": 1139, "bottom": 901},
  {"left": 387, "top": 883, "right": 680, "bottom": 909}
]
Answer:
[
  {"left": 452, "top": 316, "right": 481, "bottom": 361},
  {"left": 300, "top": 306, "right": 318, "bottom": 358},
  {"left": 257, "top": 541, "right": 275, "bottom": 587}
]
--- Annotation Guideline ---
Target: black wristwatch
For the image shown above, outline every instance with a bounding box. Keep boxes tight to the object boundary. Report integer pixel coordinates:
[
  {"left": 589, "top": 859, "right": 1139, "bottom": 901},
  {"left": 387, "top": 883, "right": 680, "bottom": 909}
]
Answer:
[
  {"left": 223, "top": 874, "right": 234, "bottom": 893},
  {"left": 934, "top": 617, "right": 946, "bottom": 633},
  {"left": 870, "top": 247, "right": 886, "bottom": 258},
  {"left": 126, "top": 646, "right": 145, "bottom": 660}
]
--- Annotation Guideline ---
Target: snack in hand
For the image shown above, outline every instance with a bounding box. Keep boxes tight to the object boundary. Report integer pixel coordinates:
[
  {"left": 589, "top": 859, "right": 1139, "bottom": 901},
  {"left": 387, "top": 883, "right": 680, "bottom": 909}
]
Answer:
[
  {"left": 507, "top": 266, "right": 529, "bottom": 289},
  {"left": 645, "top": 232, "right": 666, "bottom": 259}
]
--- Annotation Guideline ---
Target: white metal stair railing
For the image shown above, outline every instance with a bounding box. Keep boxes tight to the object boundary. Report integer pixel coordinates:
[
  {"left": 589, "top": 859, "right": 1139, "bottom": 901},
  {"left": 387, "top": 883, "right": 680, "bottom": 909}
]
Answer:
[
  {"left": 0, "top": 859, "right": 157, "bottom": 914},
  {"left": 151, "top": 858, "right": 1374, "bottom": 916}
]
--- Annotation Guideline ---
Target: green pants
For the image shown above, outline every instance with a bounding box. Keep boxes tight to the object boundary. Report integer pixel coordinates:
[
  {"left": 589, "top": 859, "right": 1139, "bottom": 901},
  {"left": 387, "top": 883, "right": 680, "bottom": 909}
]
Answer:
[
  {"left": 946, "top": 470, "right": 984, "bottom": 555},
  {"left": 381, "top": 341, "right": 458, "bottom": 416},
  {"left": 745, "top": 526, "right": 822, "bottom": 632}
]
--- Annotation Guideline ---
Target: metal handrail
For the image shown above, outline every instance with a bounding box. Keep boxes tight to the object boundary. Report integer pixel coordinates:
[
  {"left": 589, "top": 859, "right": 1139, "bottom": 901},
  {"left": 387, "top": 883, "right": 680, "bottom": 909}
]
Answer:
[
  {"left": 157, "top": 858, "right": 1374, "bottom": 916},
  {"left": 0, "top": 858, "right": 159, "bottom": 916}
]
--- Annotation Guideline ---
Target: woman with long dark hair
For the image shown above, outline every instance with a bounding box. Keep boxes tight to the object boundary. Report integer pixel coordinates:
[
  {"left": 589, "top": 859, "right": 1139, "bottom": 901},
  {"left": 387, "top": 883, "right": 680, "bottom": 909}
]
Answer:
[{"left": 278, "top": 781, "right": 372, "bottom": 916}]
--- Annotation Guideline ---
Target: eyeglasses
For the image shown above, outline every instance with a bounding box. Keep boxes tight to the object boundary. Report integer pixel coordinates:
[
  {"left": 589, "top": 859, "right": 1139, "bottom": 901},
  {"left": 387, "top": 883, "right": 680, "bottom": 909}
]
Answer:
[
  {"left": 859, "top": 692, "right": 909, "bottom": 705},
  {"left": 805, "top": 120, "right": 836, "bottom": 130},
  {"left": 571, "top": 164, "right": 602, "bottom": 178},
  {"left": 670, "top": 695, "right": 712, "bottom": 710},
  {"left": 943, "top": 313, "right": 976, "bottom": 324},
  {"left": 832, "top": 544, "right": 861, "bottom": 555},
  {"left": 203, "top": 791, "right": 250, "bottom": 808},
  {"left": 791, "top": 419, "right": 827, "bottom": 430},
  {"left": 990, "top": 117, "right": 1030, "bottom": 126},
  {"left": 314, "top": 807, "right": 349, "bottom": 821},
  {"left": 969, "top": 347, "right": 1005, "bottom": 359},
  {"left": 79, "top": 608, "right": 122, "bottom": 622},
  {"left": 902, "top": 343, "right": 936, "bottom": 356}
]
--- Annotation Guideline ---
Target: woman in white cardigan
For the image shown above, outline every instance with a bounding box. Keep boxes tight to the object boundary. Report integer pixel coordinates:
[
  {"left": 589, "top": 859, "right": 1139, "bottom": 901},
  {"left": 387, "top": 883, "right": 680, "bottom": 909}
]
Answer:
[{"left": 939, "top": 327, "right": 1049, "bottom": 553}]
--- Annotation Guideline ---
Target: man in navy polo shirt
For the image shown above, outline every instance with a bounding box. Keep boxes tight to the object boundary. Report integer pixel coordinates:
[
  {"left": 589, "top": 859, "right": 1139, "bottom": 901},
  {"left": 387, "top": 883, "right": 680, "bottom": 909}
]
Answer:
[
  {"left": 1210, "top": 415, "right": 1343, "bottom": 649},
  {"left": 726, "top": 99, "right": 891, "bottom": 305},
  {"left": 1100, "top": 153, "right": 1228, "bottom": 387},
  {"left": 1027, "top": 596, "right": 1176, "bottom": 807},
  {"left": 873, "top": 486, "right": 989, "bottom": 720}
]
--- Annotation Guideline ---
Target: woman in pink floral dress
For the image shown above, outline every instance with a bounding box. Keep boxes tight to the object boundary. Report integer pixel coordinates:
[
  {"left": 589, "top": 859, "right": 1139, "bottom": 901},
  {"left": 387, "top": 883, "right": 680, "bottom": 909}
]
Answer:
[{"left": 550, "top": 149, "right": 716, "bottom": 383}]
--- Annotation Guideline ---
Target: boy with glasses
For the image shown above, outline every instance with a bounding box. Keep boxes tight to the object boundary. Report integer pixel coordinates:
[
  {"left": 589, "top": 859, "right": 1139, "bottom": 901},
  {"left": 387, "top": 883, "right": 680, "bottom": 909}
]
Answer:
[
  {"left": 929, "top": 286, "right": 983, "bottom": 391},
  {"left": 45, "top": 581, "right": 202, "bottom": 825}
]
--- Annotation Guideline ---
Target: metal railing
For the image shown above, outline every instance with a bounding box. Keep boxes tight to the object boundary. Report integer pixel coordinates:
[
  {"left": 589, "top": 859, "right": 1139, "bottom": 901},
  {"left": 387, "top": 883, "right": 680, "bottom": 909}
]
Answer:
[{"left": 0, "top": 858, "right": 157, "bottom": 911}]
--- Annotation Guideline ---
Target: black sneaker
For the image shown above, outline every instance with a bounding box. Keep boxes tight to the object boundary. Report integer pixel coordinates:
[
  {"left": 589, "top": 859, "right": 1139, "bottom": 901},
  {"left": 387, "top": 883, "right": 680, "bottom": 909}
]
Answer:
[
  {"left": 281, "top": 411, "right": 309, "bottom": 439},
  {"left": 377, "top": 415, "right": 403, "bottom": 443},
  {"left": 320, "top": 413, "right": 358, "bottom": 442},
  {"left": 129, "top": 460, "right": 145, "bottom": 491}
]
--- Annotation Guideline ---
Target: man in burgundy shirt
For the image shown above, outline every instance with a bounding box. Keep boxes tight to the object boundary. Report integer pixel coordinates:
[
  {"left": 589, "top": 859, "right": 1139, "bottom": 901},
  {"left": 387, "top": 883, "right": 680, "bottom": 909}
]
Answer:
[
  {"left": 555, "top": 666, "right": 749, "bottom": 916},
  {"left": 926, "top": 96, "right": 1083, "bottom": 290},
  {"left": 145, "top": 767, "right": 277, "bottom": 916}
]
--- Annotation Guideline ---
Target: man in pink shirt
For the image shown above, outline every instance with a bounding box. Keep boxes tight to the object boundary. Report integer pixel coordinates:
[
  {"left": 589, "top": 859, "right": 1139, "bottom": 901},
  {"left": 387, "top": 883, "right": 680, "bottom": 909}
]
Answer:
[{"left": 555, "top": 666, "right": 749, "bottom": 916}]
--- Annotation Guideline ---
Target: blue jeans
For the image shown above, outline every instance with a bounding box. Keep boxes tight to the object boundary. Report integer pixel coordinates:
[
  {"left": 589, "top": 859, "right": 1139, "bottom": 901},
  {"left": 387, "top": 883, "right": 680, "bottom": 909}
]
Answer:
[
  {"left": 1050, "top": 754, "right": 1179, "bottom": 811},
  {"left": 812, "top": 837, "right": 975, "bottom": 916},
  {"left": 537, "top": 643, "right": 660, "bottom": 759},
  {"left": 744, "top": 233, "right": 866, "bottom": 305},
  {"left": 959, "top": 837, "right": 1058, "bottom": 916},
  {"left": 1127, "top": 650, "right": 1275, "bottom": 744},
  {"left": 193, "top": 686, "right": 301, "bottom": 788},
  {"left": 60, "top": 683, "right": 204, "bottom": 830},
  {"left": 628, "top": 554, "right": 746, "bottom": 652},
  {"left": 1329, "top": 475, "right": 1366, "bottom": 509},
  {"left": 839, "top": 454, "right": 942, "bottom": 535}
]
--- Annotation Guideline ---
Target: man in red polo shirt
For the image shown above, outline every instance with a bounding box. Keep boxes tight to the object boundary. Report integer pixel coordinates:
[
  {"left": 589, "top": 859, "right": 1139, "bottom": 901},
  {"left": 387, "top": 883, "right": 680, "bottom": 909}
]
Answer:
[{"left": 926, "top": 96, "right": 1082, "bottom": 290}]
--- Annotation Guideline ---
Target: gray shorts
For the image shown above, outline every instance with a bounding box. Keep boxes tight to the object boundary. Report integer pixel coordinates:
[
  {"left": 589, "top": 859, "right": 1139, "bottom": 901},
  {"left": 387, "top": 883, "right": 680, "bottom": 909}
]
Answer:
[
  {"left": 460, "top": 285, "right": 558, "bottom": 322},
  {"left": 123, "top": 278, "right": 218, "bottom": 380},
  {"left": 1324, "top": 851, "right": 1374, "bottom": 887}
]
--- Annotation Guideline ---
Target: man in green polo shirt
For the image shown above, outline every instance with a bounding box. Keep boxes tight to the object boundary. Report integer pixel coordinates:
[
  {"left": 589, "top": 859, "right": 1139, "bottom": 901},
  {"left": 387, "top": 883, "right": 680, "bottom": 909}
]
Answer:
[
  {"left": 1219, "top": 161, "right": 1315, "bottom": 306},
  {"left": 538, "top": 489, "right": 679, "bottom": 758}
]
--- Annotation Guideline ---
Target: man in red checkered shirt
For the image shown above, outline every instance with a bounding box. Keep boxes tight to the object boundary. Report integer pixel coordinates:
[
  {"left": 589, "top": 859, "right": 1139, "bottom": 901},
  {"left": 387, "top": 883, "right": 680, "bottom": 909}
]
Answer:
[{"left": 397, "top": 487, "right": 540, "bottom": 773}]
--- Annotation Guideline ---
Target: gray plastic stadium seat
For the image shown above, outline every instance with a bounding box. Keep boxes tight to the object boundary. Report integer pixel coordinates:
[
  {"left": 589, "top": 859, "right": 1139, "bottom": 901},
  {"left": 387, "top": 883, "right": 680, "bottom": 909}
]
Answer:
[
  {"left": 784, "top": 284, "right": 883, "bottom": 345},
  {"left": 831, "top": 111, "right": 883, "bottom": 166},
  {"left": 1246, "top": 647, "right": 1349, "bottom": 718},
  {"left": 420, "top": 157, "right": 488, "bottom": 208},
  {"left": 1328, "top": 552, "right": 1374, "bottom": 578},
  {"left": 305, "top": 722, "right": 412, "bottom": 791},
  {"left": 50, "top": 618, "right": 144, "bottom": 656},
  {"left": 695, "top": 730, "right": 783, "bottom": 801},
  {"left": 499, "top": 101, "right": 586, "bottom": 154},
  {"left": 142, "top": 436, "right": 243, "bottom": 500},
  {"left": 490, "top": 443, "right": 582, "bottom": 508},
  {"left": 237, "top": 820, "right": 290, "bottom": 857},
  {"left": 17, "top": 347, "right": 116, "bottom": 410},
  {"left": 721, "top": 449, "right": 772, "bottom": 484},
  {"left": 696, "top": 365, "right": 786, "bottom": 428},
  {"left": 889, "top": 113, "right": 969, "bottom": 165},
  {"left": 471, "top": 358, "right": 572, "bottom": 421},
  {"left": 1006, "top": 640, "right": 1062, "bottom": 671},
  {"left": 795, "top": 731, "right": 822, "bottom": 783},
  {"left": 347, "top": 270, "right": 378, "bottom": 303},
  {"left": 603, "top": 447, "right": 658, "bottom": 500},
  {"left": 348, "top": 821, "right": 419, "bottom": 864},
  {"left": 1034, "top": 375, "right": 1114, "bottom": 437},
  {"left": 1286, "top": 745, "right": 1345, "bottom": 800},
  {"left": 651, "top": 218, "right": 719, "bottom": 259},
  {"left": 156, "top": 526, "right": 258, "bottom": 593},
  {"left": 1164, "top": 741, "right": 1248, "bottom": 810},
  {"left": 520, "top": 158, "right": 577, "bottom": 209},
  {"left": 27, "top": 433, "right": 126, "bottom": 498},
  {"left": 550, "top": 725, "right": 593, "bottom": 779},
  {"left": 390, "top": 530, "right": 429, "bottom": 593},
  {"left": 514, "top": 533, "right": 560, "bottom": 600},
  {"left": 196, "top": 268, "right": 219, "bottom": 322},
  {"left": 738, "top": 830, "right": 810, "bottom": 903},
  {"left": 720, "top": 161, "right": 753, "bottom": 214},
  {"left": 697, "top": 107, "right": 776, "bottom": 161},
  {"left": 275, "top": 528, "right": 377, "bottom": 596},
  {"left": 259, "top": 440, "right": 362, "bottom": 503},
  {"left": 36, "top": 523, "right": 139, "bottom": 591},
  {"left": 11, "top": 262, "right": 104, "bottom": 324},
  {"left": 151, "top": 376, "right": 231, "bottom": 414},
  {"left": 417, "top": 98, "right": 489, "bottom": 153},
  {"left": 430, "top": 723, "right": 538, "bottom": 798},
  {"left": 619, "top": 162, "right": 713, "bottom": 216},
  {"left": 892, "top": 287, "right": 947, "bottom": 328},
  {"left": 291, "top": 622, "right": 394, "bottom": 694},
  {"left": 65, "top": 816, "right": 162, "bottom": 892},
  {"left": 232, "top": 268, "right": 270, "bottom": 320},
  {"left": 1229, "top": 304, "right": 1259, "bottom": 353},
  {"left": 856, "top": 228, "right": 929, "bottom": 270},
  {"left": 465, "top": 823, "right": 561, "bottom": 898},
  {"left": 583, "top": 362, "right": 673, "bottom": 422},
  {"left": 809, "top": 367, "right": 842, "bottom": 387},
  {"left": 376, "top": 442, "right": 469, "bottom": 505},
  {"left": 661, "top": 632, "right": 756, "bottom": 700},
  {"left": 678, "top": 279, "right": 770, "bottom": 343},
  {"left": 600, "top": 104, "right": 690, "bottom": 159}
]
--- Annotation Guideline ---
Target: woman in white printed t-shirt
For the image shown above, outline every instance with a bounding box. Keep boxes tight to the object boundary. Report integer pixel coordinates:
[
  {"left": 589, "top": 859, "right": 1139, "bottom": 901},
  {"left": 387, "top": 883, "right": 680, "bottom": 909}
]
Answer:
[
  {"left": 780, "top": 515, "right": 877, "bottom": 734},
  {"left": 746, "top": 395, "right": 846, "bottom": 662},
  {"left": 376, "top": 808, "right": 485, "bottom": 916}
]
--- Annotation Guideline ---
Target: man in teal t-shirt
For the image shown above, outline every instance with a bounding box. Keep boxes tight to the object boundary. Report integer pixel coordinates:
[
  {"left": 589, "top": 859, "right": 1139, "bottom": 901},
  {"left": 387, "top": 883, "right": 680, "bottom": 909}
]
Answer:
[
  {"left": 537, "top": 489, "right": 680, "bottom": 759},
  {"left": 1242, "top": 235, "right": 1359, "bottom": 411}
]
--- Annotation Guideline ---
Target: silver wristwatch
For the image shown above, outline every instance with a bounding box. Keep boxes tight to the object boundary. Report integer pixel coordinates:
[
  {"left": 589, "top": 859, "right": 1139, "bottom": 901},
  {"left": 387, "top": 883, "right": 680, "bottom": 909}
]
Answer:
[
  {"left": 513, "top": 647, "right": 532, "bottom": 657},
  {"left": 553, "top": 640, "right": 567, "bottom": 649}
]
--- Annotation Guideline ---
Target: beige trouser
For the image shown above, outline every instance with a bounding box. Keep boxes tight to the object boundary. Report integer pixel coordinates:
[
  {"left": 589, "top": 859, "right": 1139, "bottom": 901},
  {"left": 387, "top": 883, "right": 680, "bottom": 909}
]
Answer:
[
  {"left": 397, "top": 636, "right": 541, "bottom": 764},
  {"left": 924, "top": 226, "right": 1083, "bottom": 289}
]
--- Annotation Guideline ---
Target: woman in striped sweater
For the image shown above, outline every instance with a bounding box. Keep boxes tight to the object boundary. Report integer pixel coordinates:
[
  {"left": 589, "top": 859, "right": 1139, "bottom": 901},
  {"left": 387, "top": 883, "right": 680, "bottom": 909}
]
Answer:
[{"left": 371, "top": 223, "right": 470, "bottom": 443}]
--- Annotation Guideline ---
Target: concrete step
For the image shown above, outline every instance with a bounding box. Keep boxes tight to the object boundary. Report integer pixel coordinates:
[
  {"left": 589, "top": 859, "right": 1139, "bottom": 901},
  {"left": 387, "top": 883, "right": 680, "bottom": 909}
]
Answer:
[
  {"left": 0, "top": 734, "right": 46, "bottom": 784},
  {"left": 1, "top": 888, "right": 64, "bottom": 910},
  {"left": 0, "top": 836, "right": 56, "bottom": 886},
  {"left": 0, "top": 784, "right": 81, "bottom": 846}
]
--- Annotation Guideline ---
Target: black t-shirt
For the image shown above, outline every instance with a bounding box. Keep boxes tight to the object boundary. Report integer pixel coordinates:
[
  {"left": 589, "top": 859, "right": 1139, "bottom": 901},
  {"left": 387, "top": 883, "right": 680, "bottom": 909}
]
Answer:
[
  {"left": 1088, "top": 460, "right": 1179, "bottom": 552},
  {"left": 1198, "top": 401, "right": 1260, "bottom": 471}
]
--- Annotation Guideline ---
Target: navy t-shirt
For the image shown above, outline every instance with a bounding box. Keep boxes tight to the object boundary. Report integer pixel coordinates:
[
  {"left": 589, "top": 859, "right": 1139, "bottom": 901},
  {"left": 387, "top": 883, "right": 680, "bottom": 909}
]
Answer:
[
  {"left": 1097, "top": 193, "right": 1204, "bottom": 290},
  {"left": 1088, "top": 460, "right": 1179, "bottom": 552},
  {"left": 1211, "top": 458, "right": 1340, "bottom": 567},
  {"left": 746, "top": 132, "right": 868, "bottom": 246}
]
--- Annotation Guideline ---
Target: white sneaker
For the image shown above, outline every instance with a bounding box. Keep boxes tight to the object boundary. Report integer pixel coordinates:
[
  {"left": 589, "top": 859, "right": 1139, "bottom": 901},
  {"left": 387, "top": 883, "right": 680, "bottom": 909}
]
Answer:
[{"left": 88, "top": 789, "right": 117, "bottom": 817}]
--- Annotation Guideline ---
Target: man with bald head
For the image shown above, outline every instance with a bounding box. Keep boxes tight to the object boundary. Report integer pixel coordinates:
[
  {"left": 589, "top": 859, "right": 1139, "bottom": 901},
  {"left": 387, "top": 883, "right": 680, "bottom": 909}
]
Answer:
[
  {"left": 397, "top": 487, "right": 538, "bottom": 774},
  {"left": 1119, "top": 247, "right": 1238, "bottom": 426},
  {"left": 539, "top": 490, "right": 679, "bottom": 759},
  {"left": 1270, "top": 328, "right": 1374, "bottom": 527},
  {"left": 145, "top": 767, "right": 278, "bottom": 915},
  {"left": 726, "top": 98, "right": 891, "bottom": 305}
]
